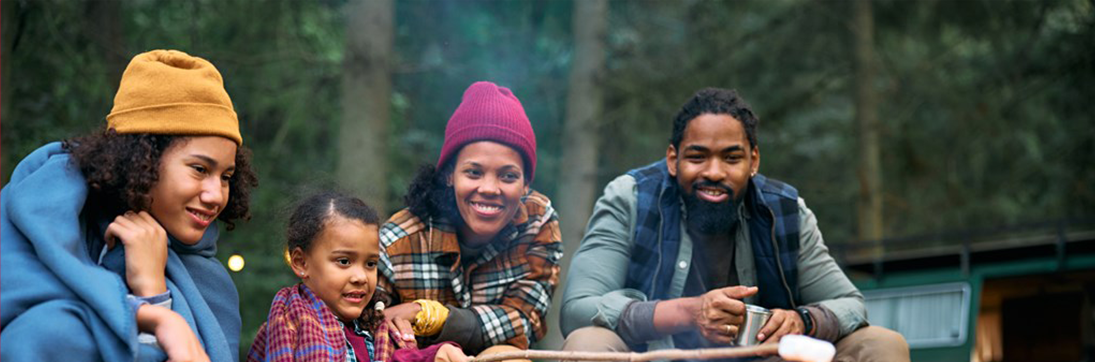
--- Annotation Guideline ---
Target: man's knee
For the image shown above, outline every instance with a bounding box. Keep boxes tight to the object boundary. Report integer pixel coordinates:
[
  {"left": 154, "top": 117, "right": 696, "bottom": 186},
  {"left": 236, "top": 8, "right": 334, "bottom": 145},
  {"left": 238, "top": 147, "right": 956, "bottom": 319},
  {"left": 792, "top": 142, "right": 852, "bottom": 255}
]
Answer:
[
  {"left": 561, "top": 326, "right": 631, "bottom": 353},
  {"left": 834, "top": 326, "right": 910, "bottom": 362},
  {"left": 477, "top": 344, "right": 530, "bottom": 362},
  {"left": 855, "top": 326, "right": 910, "bottom": 350}
]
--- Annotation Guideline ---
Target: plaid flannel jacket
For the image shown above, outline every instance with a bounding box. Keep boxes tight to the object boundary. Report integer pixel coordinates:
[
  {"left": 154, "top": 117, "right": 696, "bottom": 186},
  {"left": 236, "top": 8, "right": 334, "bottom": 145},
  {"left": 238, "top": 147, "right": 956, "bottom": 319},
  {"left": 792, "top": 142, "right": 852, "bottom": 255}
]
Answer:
[
  {"left": 378, "top": 191, "right": 563, "bottom": 349},
  {"left": 248, "top": 284, "right": 413, "bottom": 362}
]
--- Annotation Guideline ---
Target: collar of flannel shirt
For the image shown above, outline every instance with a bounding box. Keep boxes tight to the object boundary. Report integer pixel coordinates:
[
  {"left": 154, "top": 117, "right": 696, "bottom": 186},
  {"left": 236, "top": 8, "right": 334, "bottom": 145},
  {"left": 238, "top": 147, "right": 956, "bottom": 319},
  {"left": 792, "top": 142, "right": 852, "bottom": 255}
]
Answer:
[
  {"left": 381, "top": 192, "right": 554, "bottom": 307},
  {"left": 342, "top": 319, "right": 374, "bottom": 362},
  {"left": 353, "top": 313, "right": 417, "bottom": 362}
]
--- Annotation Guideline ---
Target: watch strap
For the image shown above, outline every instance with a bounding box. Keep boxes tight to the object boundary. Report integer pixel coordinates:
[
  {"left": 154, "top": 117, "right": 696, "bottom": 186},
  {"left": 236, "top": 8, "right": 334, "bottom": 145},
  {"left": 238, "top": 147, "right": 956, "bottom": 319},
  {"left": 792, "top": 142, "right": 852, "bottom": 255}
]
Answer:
[{"left": 795, "top": 306, "right": 815, "bottom": 337}]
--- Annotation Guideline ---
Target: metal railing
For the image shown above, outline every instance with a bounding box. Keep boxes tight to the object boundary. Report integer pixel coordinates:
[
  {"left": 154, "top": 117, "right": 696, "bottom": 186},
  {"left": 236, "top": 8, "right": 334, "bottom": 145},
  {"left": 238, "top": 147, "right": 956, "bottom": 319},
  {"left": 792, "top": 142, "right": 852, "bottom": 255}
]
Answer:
[{"left": 828, "top": 217, "right": 1095, "bottom": 277}]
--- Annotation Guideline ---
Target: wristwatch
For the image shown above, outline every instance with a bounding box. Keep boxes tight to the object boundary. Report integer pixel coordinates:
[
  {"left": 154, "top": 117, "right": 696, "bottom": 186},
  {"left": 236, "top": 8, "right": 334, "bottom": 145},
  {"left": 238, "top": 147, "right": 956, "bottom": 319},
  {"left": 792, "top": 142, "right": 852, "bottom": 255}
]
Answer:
[{"left": 795, "top": 306, "right": 815, "bottom": 336}]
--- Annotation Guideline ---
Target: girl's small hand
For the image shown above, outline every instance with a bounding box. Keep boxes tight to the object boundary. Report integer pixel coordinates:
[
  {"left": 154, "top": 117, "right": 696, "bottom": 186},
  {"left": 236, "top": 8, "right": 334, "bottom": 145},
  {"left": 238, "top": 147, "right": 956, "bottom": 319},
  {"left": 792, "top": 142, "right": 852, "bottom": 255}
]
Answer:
[
  {"left": 434, "top": 343, "right": 469, "bottom": 362},
  {"left": 136, "top": 304, "right": 210, "bottom": 362},
  {"left": 385, "top": 319, "right": 415, "bottom": 345},
  {"left": 105, "top": 211, "right": 168, "bottom": 296},
  {"left": 383, "top": 302, "right": 422, "bottom": 341}
]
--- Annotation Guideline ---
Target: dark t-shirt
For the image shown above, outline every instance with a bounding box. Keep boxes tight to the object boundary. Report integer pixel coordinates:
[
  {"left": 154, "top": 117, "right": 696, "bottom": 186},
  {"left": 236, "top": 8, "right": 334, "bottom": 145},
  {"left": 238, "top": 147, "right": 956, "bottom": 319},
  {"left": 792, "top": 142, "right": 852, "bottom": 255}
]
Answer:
[{"left": 674, "top": 223, "right": 740, "bottom": 353}]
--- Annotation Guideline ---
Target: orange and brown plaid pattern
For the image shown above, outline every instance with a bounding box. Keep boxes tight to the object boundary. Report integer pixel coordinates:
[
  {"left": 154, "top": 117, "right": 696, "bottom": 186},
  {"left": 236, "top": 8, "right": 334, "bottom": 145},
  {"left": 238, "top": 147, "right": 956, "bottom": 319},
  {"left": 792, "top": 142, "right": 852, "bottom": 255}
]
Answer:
[{"left": 378, "top": 191, "right": 563, "bottom": 350}]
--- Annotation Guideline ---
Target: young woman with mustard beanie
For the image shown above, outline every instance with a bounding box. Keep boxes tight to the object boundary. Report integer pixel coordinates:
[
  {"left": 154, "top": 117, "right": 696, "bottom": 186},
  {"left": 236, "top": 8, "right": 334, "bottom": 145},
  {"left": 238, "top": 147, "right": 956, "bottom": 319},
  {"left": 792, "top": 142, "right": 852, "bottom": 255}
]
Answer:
[
  {"left": 1, "top": 50, "right": 258, "bottom": 362},
  {"left": 378, "top": 81, "right": 563, "bottom": 360}
]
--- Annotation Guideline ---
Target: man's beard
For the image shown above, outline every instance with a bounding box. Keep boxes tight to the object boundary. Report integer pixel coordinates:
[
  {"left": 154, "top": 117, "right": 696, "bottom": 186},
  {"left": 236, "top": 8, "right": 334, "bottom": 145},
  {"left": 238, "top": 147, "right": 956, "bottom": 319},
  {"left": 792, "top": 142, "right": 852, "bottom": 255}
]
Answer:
[{"left": 682, "top": 180, "right": 741, "bottom": 235}]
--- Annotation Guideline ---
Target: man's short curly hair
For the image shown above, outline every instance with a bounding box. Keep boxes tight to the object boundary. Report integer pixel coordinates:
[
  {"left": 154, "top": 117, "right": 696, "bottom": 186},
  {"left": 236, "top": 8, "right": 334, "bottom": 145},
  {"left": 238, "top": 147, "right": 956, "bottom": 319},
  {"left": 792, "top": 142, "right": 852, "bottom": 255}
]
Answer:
[
  {"left": 670, "top": 88, "right": 760, "bottom": 150},
  {"left": 63, "top": 127, "right": 258, "bottom": 230}
]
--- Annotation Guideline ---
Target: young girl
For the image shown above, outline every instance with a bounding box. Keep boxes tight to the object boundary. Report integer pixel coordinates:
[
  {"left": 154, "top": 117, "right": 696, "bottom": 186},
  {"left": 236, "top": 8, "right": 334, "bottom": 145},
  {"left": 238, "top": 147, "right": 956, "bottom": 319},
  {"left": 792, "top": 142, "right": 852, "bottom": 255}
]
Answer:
[
  {"left": 1, "top": 50, "right": 257, "bottom": 362},
  {"left": 248, "top": 191, "right": 468, "bottom": 362}
]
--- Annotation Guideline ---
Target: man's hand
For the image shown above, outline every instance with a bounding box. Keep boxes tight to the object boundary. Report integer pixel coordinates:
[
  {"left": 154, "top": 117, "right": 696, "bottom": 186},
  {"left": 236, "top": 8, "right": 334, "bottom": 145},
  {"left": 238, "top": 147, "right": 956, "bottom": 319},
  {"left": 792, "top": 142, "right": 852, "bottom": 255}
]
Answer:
[
  {"left": 383, "top": 302, "right": 422, "bottom": 342},
  {"left": 757, "top": 308, "right": 804, "bottom": 344},
  {"left": 105, "top": 211, "right": 168, "bottom": 297},
  {"left": 136, "top": 304, "right": 210, "bottom": 362},
  {"left": 695, "top": 286, "right": 758, "bottom": 344}
]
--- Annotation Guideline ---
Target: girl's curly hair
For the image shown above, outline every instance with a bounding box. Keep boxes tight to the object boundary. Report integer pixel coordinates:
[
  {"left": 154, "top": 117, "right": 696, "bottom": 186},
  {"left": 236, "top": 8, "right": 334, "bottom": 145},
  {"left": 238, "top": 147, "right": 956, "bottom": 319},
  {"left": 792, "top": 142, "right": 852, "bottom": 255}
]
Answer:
[
  {"left": 63, "top": 127, "right": 258, "bottom": 230},
  {"left": 359, "top": 289, "right": 393, "bottom": 331}
]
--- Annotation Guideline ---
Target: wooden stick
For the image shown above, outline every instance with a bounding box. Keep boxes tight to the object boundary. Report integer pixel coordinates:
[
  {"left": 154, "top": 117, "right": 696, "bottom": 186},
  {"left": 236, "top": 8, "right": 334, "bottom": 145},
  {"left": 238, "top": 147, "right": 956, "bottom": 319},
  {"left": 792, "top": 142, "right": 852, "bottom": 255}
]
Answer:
[{"left": 469, "top": 344, "right": 780, "bottom": 362}]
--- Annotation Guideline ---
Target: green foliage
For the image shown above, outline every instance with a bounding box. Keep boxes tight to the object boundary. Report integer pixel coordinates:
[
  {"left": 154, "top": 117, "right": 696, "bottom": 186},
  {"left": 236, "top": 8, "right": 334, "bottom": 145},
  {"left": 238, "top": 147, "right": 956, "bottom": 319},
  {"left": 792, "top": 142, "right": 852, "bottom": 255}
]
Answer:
[
  {"left": 597, "top": 0, "right": 1095, "bottom": 245},
  {"left": 2, "top": 0, "right": 1093, "bottom": 357},
  {"left": 391, "top": 1, "right": 572, "bottom": 208}
]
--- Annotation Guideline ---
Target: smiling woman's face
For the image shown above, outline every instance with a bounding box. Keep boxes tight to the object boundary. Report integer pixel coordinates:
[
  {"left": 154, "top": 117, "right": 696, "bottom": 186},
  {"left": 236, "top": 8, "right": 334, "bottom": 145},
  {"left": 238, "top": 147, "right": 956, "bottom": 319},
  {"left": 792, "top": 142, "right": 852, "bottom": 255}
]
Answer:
[
  {"left": 148, "top": 136, "right": 237, "bottom": 245},
  {"left": 449, "top": 141, "right": 529, "bottom": 247}
]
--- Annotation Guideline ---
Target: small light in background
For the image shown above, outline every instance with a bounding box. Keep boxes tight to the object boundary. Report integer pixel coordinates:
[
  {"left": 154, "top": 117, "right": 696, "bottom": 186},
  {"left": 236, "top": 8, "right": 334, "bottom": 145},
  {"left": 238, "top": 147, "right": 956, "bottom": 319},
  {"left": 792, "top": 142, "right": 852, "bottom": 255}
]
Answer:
[{"left": 228, "top": 254, "right": 245, "bottom": 272}]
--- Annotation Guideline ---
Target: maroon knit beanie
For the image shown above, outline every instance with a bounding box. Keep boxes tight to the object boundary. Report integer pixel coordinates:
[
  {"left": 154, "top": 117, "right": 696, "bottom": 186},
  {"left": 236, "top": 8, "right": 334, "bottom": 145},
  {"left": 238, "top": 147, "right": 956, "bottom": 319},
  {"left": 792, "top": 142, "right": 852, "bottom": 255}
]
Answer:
[{"left": 437, "top": 81, "right": 538, "bottom": 182}]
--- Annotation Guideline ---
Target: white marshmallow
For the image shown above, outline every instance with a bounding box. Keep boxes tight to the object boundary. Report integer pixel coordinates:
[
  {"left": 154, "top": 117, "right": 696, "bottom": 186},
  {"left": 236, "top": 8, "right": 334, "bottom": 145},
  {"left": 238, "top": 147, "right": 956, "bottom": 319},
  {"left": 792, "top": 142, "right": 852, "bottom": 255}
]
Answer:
[{"left": 778, "top": 335, "right": 836, "bottom": 362}]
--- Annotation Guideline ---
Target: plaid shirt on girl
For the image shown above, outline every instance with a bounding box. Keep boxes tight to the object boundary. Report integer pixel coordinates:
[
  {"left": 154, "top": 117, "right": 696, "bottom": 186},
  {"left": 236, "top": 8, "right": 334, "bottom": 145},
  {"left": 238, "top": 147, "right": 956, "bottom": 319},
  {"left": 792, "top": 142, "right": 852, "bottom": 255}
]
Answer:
[
  {"left": 248, "top": 284, "right": 413, "bottom": 362},
  {"left": 378, "top": 191, "right": 563, "bottom": 349}
]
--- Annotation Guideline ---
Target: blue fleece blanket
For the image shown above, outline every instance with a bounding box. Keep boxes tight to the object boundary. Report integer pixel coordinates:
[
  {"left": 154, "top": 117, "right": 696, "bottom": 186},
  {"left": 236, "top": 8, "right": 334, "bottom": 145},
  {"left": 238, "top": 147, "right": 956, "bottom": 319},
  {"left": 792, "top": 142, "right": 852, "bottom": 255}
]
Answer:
[{"left": 1, "top": 142, "right": 241, "bottom": 362}]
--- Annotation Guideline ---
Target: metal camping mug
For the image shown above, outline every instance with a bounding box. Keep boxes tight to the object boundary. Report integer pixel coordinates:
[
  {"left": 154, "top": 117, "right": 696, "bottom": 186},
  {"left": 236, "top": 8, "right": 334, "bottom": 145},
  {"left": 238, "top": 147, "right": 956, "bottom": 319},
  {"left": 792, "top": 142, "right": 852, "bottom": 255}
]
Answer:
[{"left": 734, "top": 304, "right": 772, "bottom": 346}]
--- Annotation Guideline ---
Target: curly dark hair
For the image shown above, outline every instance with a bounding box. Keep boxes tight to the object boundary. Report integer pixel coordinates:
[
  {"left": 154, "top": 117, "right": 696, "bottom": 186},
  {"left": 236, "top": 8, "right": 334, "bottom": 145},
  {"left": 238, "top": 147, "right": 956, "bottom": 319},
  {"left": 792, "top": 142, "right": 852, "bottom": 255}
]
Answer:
[
  {"left": 402, "top": 162, "right": 460, "bottom": 222},
  {"left": 285, "top": 190, "right": 388, "bottom": 329},
  {"left": 670, "top": 88, "right": 760, "bottom": 150},
  {"left": 63, "top": 127, "right": 258, "bottom": 230},
  {"left": 357, "top": 289, "right": 393, "bottom": 331}
]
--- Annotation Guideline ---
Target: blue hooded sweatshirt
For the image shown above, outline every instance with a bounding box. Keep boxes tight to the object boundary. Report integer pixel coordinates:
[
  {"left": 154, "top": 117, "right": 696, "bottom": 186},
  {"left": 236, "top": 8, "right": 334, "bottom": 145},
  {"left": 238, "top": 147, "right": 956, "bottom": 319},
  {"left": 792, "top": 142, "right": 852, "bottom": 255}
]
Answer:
[{"left": 1, "top": 142, "right": 240, "bottom": 362}]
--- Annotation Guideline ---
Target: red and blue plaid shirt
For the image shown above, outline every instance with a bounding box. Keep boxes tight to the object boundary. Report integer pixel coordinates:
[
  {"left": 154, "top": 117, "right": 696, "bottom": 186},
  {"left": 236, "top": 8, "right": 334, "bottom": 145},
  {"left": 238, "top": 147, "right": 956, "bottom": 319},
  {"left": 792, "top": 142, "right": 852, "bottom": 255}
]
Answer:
[
  {"left": 248, "top": 284, "right": 413, "bottom": 362},
  {"left": 378, "top": 191, "right": 563, "bottom": 349}
]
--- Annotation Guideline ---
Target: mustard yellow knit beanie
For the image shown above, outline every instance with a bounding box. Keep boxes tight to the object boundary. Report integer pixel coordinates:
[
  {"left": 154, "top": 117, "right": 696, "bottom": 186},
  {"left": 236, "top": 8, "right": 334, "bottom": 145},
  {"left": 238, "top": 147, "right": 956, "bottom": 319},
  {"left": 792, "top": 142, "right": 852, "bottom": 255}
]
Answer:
[{"left": 107, "top": 49, "right": 242, "bottom": 145}]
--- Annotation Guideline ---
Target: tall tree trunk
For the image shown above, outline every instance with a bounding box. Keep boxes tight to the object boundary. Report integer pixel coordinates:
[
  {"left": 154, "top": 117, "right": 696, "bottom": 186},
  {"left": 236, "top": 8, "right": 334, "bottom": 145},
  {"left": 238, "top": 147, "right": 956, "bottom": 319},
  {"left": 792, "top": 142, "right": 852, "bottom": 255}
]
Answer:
[
  {"left": 540, "top": 0, "right": 608, "bottom": 349},
  {"left": 339, "top": 0, "right": 393, "bottom": 212},
  {"left": 85, "top": 0, "right": 126, "bottom": 88},
  {"left": 853, "top": 0, "right": 883, "bottom": 246}
]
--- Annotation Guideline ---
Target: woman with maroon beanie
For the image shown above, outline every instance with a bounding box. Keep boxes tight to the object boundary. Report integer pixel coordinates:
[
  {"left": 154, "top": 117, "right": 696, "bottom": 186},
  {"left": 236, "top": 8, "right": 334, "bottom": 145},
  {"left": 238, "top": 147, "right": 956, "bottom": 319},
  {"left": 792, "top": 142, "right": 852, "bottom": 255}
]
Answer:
[{"left": 378, "top": 81, "right": 563, "bottom": 360}]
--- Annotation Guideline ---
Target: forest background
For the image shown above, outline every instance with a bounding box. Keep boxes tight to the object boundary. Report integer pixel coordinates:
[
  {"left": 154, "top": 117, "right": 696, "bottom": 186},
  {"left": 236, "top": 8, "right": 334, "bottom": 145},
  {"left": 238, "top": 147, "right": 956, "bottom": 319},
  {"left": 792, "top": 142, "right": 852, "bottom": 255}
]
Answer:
[{"left": 3, "top": 0, "right": 1093, "bottom": 356}]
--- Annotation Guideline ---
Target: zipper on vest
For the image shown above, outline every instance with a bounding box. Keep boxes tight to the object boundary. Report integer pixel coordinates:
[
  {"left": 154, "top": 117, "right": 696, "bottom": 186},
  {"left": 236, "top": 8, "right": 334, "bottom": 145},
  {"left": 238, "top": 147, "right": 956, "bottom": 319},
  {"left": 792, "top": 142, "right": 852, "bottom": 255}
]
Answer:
[
  {"left": 767, "top": 205, "right": 797, "bottom": 308},
  {"left": 652, "top": 185, "right": 666, "bottom": 297}
]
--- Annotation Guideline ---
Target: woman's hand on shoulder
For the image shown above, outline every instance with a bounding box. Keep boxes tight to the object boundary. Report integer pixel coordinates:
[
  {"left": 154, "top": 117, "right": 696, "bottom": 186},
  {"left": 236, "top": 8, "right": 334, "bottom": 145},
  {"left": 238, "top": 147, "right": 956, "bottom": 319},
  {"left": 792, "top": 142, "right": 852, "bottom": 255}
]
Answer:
[
  {"left": 135, "top": 304, "right": 210, "bottom": 362},
  {"left": 434, "top": 343, "right": 469, "bottom": 362},
  {"left": 384, "top": 302, "right": 422, "bottom": 342},
  {"left": 105, "top": 211, "right": 168, "bottom": 296}
]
